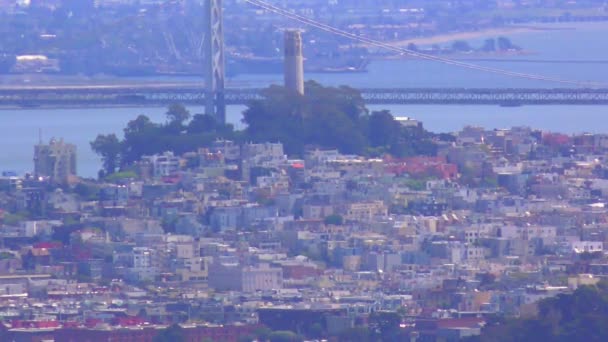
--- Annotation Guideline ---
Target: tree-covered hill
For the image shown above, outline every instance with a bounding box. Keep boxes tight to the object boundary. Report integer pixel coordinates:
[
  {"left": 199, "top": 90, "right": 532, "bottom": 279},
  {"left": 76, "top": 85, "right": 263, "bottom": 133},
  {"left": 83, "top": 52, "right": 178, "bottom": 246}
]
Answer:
[
  {"left": 466, "top": 282, "right": 608, "bottom": 342},
  {"left": 91, "top": 82, "right": 438, "bottom": 176}
]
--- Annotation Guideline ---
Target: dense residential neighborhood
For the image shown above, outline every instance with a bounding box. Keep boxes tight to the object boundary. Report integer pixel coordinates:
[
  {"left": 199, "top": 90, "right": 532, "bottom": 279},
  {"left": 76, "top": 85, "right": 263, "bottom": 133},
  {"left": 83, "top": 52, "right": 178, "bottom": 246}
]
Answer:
[
  {"left": 2, "top": 1, "right": 608, "bottom": 342},
  {"left": 1, "top": 107, "right": 608, "bottom": 340}
]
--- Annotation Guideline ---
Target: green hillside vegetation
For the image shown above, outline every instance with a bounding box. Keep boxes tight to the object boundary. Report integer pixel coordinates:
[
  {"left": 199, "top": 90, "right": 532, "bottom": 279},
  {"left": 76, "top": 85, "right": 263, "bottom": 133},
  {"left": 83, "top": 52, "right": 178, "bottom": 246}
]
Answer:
[
  {"left": 466, "top": 281, "right": 608, "bottom": 342},
  {"left": 91, "top": 82, "right": 438, "bottom": 176}
]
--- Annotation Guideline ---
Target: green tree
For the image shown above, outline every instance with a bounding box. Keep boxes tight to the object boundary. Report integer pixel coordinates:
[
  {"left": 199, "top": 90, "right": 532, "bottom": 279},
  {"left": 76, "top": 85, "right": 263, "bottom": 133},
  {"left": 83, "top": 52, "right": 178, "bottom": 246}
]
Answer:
[
  {"left": 104, "top": 171, "right": 138, "bottom": 182},
  {"left": 93, "top": 109, "right": 237, "bottom": 169},
  {"left": 73, "top": 182, "right": 100, "bottom": 201},
  {"left": 367, "top": 110, "right": 401, "bottom": 148},
  {"left": 338, "top": 327, "right": 371, "bottom": 342},
  {"left": 237, "top": 336, "right": 254, "bottom": 342},
  {"left": 124, "top": 114, "right": 156, "bottom": 136},
  {"left": 121, "top": 114, "right": 163, "bottom": 164},
  {"left": 90, "top": 133, "right": 122, "bottom": 176},
  {"left": 243, "top": 85, "right": 307, "bottom": 155},
  {"left": 268, "top": 330, "right": 304, "bottom": 342},
  {"left": 91, "top": 83, "right": 438, "bottom": 170},
  {"left": 497, "top": 36, "right": 520, "bottom": 51},
  {"left": 452, "top": 40, "right": 472, "bottom": 52},
  {"left": 324, "top": 214, "right": 344, "bottom": 226},
  {"left": 309, "top": 322, "right": 324, "bottom": 339},
  {"left": 469, "top": 282, "right": 608, "bottom": 342},
  {"left": 369, "top": 311, "right": 401, "bottom": 341},
  {"left": 187, "top": 113, "right": 218, "bottom": 134},
  {"left": 481, "top": 38, "right": 496, "bottom": 52},
  {"left": 166, "top": 103, "right": 190, "bottom": 125},
  {"left": 2, "top": 212, "right": 29, "bottom": 226},
  {"left": 153, "top": 324, "right": 185, "bottom": 342},
  {"left": 304, "top": 107, "right": 367, "bottom": 155},
  {"left": 242, "top": 81, "right": 370, "bottom": 156},
  {"left": 253, "top": 327, "right": 272, "bottom": 341}
]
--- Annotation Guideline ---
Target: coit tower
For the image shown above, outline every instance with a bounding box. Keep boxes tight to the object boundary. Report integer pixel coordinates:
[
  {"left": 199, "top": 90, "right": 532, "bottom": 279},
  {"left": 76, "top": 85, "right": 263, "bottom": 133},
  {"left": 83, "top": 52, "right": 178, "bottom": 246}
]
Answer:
[{"left": 284, "top": 29, "right": 304, "bottom": 95}]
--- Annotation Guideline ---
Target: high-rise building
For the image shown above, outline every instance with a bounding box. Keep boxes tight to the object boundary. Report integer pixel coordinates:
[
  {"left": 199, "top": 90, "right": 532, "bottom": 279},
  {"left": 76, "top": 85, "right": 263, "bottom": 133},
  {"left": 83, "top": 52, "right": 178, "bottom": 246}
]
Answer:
[
  {"left": 284, "top": 29, "right": 305, "bottom": 95},
  {"left": 34, "top": 138, "right": 77, "bottom": 184}
]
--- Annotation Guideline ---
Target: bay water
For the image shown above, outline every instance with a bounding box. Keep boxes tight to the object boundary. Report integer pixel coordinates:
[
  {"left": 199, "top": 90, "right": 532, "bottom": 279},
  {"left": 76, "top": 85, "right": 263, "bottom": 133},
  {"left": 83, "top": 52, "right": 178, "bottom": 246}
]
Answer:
[{"left": 2, "top": 22, "right": 608, "bottom": 177}]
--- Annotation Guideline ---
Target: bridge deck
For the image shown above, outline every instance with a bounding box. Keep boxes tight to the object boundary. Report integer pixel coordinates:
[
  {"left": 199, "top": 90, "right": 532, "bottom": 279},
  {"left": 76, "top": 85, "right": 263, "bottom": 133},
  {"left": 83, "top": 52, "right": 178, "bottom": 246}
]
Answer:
[{"left": 1, "top": 84, "right": 608, "bottom": 106}]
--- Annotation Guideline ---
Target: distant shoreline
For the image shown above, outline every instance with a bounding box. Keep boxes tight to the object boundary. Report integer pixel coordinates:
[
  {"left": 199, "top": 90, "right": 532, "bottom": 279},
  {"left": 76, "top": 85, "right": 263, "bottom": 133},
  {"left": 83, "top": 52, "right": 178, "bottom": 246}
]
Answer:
[
  {"left": 387, "top": 26, "right": 553, "bottom": 47},
  {"left": 384, "top": 21, "right": 608, "bottom": 47}
]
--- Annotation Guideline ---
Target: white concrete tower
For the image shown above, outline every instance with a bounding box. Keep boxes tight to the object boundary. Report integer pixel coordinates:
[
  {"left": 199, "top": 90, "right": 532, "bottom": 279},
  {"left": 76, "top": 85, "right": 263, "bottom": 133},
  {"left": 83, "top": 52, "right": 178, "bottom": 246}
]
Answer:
[{"left": 284, "top": 29, "right": 305, "bottom": 95}]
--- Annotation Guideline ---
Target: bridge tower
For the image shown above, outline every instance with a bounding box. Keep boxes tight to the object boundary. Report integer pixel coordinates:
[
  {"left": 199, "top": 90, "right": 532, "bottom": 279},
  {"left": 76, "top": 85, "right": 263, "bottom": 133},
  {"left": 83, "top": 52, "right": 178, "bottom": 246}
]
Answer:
[{"left": 203, "top": 0, "right": 226, "bottom": 124}]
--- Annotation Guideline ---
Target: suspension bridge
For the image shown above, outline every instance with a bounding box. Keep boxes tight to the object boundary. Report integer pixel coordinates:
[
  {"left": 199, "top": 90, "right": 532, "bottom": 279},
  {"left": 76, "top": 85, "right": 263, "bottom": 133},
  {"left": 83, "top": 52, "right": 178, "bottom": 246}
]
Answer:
[
  {"left": 2, "top": 84, "right": 608, "bottom": 107},
  {"left": 2, "top": 0, "right": 606, "bottom": 113}
]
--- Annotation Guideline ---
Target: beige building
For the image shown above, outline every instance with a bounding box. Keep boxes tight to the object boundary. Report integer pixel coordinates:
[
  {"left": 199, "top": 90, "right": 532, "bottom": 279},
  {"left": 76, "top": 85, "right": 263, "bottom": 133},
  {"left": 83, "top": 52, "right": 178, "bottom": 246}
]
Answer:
[
  {"left": 34, "top": 138, "right": 77, "bottom": 184},
  {"left": 209, "top": 261, "right": 283, "bottom": 293},
  {"left": 343, "top": 201, "right": 388, "bottom": 222}
]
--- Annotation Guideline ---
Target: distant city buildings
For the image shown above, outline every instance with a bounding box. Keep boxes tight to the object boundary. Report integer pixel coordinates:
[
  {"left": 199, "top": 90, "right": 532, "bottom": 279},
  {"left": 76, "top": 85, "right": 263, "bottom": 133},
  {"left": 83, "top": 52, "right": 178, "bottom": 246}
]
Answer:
[
  {"left": 209, "top": 261, "right": 283, "bottom": 293},
  {"left": 2, "top": 123, "right": 608, "bottom": 340},
  {"left": 3, "top": 0, "right": 608, "bottom": 340},
  {"left": 33, "top": 138, "right": 76, "bottom": 184},
  {"left": 139, "top": 151, "right": 181, "bottom": 179}
]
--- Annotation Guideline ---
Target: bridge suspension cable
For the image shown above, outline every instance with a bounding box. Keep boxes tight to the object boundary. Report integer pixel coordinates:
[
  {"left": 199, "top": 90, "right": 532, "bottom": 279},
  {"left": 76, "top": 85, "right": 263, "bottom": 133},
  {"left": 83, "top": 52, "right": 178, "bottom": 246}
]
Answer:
[{"left": 244, "top": 0, "right": 603, "bottom": 87}]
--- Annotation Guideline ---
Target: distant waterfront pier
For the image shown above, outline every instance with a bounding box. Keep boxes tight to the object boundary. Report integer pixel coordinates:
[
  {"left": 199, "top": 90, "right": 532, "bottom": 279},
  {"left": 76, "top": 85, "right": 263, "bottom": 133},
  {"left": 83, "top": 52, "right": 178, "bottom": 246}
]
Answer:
[{"left": 2, "top": 84, "right": 608, "bottom": 107}]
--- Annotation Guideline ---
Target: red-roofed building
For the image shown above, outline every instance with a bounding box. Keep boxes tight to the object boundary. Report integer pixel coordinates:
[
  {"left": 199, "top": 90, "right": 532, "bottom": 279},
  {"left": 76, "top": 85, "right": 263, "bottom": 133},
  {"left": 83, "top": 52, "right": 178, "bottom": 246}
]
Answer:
[
  {"left": 33, "top": 241, "right": 63, "bottom": 249},
  {"left": 542, "top": 132, "right": 571, "bottom": 147},
  {"left": 385, "top": 156, "right": 458, "bottom": 179},
  {"left": 11, "top": 320, "right": 61, "bottom": 329}
]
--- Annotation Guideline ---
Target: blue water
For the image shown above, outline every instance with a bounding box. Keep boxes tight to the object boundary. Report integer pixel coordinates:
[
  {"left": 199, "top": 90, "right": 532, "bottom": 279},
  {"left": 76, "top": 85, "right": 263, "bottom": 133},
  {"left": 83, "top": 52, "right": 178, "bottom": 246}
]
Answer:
[
  {"left": 377, "top": 105, "right": 608, "bottom": 133},
  {"left": 2, "top": 22, "right": 608, "bottom": 177}
]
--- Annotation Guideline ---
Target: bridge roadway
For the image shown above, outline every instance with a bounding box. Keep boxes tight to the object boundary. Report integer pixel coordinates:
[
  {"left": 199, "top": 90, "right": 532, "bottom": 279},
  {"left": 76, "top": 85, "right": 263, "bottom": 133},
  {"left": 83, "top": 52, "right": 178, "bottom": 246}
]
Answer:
[{"left": 2, "top": 83, "right": 608, "bottom": 106}]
